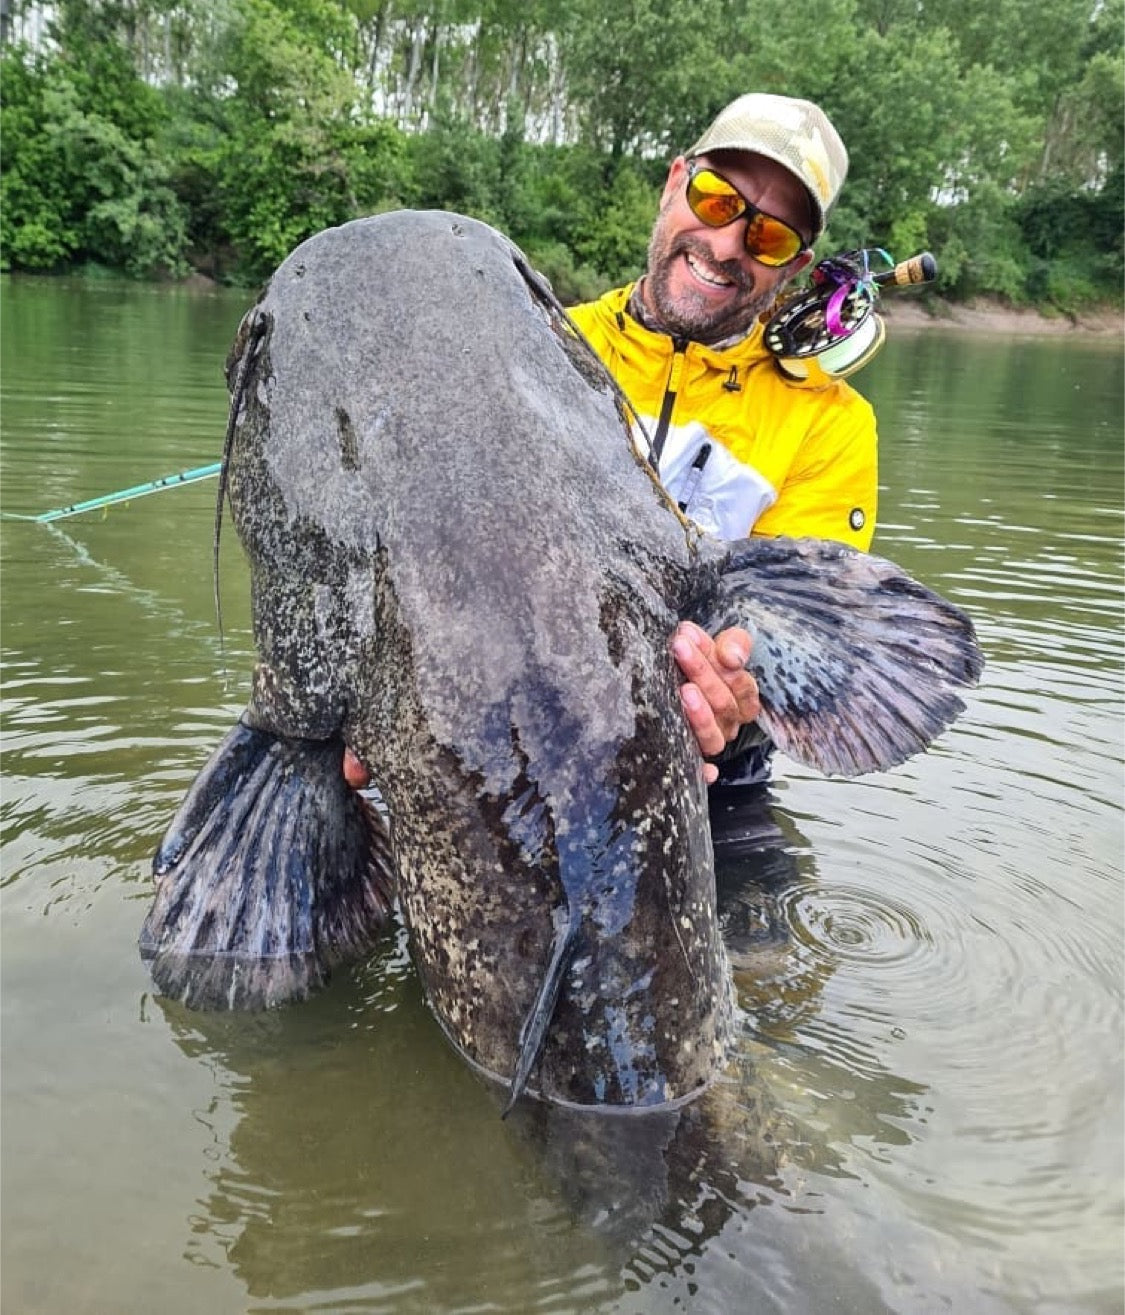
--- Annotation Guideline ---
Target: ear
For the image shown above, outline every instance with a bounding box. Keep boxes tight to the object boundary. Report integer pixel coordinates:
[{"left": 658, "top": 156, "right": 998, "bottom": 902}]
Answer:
[
  {"left": 661, "top": 156, "right": 689, "bottom": 208},
  {"left": 791, "top": 249, "right": 815, "bottom": 277},
  {"left": 770, "top": 248, "right": 815, "bottom": 300}
]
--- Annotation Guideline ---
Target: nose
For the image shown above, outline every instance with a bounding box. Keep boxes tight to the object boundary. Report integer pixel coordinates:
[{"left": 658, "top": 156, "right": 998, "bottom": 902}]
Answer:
[{"left": 704, "top": 218, "right": 753, "bottom": 268}]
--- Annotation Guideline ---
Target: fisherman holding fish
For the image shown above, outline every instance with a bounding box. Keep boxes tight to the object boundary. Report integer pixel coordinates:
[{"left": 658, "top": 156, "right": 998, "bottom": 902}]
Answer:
[
  {"left": 142, "top": 162, "right": 981, "bottom": 1078},
  {"left": 570, "top": 93, "right": 868, "bottom": 790},
  {"left": 343, "top": 94, "right": 868, "bottom": 793}
]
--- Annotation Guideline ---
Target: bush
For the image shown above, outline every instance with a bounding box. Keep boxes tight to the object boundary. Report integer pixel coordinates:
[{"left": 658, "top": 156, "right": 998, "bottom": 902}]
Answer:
[
  {"left": 0, "top": 43, "right": 189, "bottom": 277},
  {"left": 521, "top": 241, "right": 608, "bottom": 305},
  {"left": 1014, "top": 175, "right": 1123, "bottom": 308},
  {"left": 568, "top": 163, "right": 658, "bottom": 283}
]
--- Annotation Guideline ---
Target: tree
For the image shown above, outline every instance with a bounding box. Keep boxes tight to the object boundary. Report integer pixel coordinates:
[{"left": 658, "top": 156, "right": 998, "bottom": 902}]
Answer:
[
  {"left": 194, "top": 0, "right": 405, "bottom": 279},
  {"left": 1, "top": 0, "right": 1120, "bottom": 304},
  {"left": 559, "top": 0, "right": 732, "bottom": 161},
  {"left": 1, "top": 23, "right": 189, "bottom": 275}
]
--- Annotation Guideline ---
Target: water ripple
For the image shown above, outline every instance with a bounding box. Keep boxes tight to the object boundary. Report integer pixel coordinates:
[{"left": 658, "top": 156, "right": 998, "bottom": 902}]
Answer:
[{"left": 786, "top": 885, "right": 932, "bottom": 973}]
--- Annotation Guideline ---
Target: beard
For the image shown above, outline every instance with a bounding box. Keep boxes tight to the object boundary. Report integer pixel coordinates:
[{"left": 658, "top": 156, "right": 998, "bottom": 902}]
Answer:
[{"left": 643, "top": 209, "right": 784, "bottom": 345}]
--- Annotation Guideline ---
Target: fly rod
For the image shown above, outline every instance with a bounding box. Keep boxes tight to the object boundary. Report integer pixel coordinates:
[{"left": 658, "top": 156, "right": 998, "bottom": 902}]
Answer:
[{"left": 2, "top": 462, "right": 222, "bottom": 524}]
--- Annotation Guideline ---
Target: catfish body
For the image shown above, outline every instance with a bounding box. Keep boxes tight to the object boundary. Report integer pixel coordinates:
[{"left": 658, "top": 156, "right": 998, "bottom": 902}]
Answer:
[{"left": 141, "top": 211, "right": 982, "bottom": 1111}]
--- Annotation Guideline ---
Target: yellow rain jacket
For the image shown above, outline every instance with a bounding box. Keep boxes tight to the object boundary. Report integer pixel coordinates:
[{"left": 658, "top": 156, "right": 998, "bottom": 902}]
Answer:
[{"left": 569, "top": 284, "right": 878, "bottom": 551}]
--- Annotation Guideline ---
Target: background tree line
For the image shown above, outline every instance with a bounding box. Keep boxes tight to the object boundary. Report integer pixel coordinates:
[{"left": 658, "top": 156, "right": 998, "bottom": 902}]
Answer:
[{"left": 2, "top": 0, "right": 1121, "bottom": 310}]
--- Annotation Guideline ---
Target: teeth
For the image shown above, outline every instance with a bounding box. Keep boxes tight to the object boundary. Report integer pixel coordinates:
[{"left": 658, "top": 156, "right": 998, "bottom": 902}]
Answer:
[{"left": 686, "top": 253, "right": 731, "bottom": 288}]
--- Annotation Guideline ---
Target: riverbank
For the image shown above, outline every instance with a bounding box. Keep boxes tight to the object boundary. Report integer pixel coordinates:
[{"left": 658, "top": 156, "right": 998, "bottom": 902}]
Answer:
[
  {"left": 882, "top": 297, "right": 1122, "bottom": 338},
  {"left": 5, "top": 267, "right": 1121, "bottom": 340}
]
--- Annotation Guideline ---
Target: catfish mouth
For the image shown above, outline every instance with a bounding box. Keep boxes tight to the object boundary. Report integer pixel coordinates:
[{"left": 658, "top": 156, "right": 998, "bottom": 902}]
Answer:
[{"left": 443, "top": 1015, "right": 722, "bottom": 1117}]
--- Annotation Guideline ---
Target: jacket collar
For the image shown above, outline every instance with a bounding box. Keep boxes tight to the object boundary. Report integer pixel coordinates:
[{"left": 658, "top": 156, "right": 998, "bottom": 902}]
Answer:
[{"left": 598, "top": 282, "right": 841, "bottom": 392}]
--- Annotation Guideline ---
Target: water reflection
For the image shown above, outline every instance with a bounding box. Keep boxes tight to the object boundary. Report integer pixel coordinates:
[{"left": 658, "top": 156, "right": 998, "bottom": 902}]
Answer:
[
  {"left": 160, "top": 932, "right": 628, "bottom": 1312},
  {"left": 0, "top": 518, "right": 253, "bottom": 914}
]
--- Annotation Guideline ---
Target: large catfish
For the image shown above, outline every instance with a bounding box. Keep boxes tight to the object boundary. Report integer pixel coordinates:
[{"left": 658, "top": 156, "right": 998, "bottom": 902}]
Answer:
[{"left": 139, "top": 211, "right": 982, "bottom": 1112}]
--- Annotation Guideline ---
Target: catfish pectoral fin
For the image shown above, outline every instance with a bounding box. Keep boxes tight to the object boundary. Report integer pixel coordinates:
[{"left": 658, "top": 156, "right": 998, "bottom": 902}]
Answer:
[
  {"left": 703, "top": 536, "right": 985, "bottom": 777},
  {"left": 139, "top": 721, "right": 396, "bottom": 1010}
]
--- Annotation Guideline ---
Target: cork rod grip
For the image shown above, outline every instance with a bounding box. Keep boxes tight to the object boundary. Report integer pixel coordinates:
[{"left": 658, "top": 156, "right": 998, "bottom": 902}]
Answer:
[{"left": 876, "top": 252, "right": 937, "bottom": 287}]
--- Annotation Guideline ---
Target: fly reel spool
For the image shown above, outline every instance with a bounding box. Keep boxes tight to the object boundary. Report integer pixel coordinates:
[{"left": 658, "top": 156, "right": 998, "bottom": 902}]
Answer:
[{"left": 764, "top": 249, "right": 937, "bottom": 379}]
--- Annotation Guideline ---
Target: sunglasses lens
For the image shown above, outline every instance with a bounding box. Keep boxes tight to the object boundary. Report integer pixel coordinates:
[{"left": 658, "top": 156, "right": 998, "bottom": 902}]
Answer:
[
  {"left": 745, "top": 213, "right": 803, "bottom": 267},
  {"left": 686, "top": 166, "right": 804, "bottom": 266},
  {"left": 686, "top": 169, "right": 746, "bottom": 227}
]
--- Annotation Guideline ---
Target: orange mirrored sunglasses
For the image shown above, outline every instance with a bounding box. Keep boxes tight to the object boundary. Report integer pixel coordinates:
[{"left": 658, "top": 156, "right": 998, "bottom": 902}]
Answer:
[{"left": 685, "top": 162, "right": 808, "bottom": 267}]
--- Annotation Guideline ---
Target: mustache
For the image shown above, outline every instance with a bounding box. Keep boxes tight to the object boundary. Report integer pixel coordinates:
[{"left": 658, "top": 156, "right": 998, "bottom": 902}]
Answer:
[{"left": 672, "top": 235, "right": 754, "bottom": 295}]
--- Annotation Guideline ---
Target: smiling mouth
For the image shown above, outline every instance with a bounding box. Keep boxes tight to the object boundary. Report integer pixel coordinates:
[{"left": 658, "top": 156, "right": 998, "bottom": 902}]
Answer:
[{"left": 685, "top": 251, "right": 736, "bottom": 291}]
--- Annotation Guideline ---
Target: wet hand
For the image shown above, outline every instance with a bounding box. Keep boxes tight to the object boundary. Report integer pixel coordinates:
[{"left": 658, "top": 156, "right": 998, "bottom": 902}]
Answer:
[
  {"left": 672, "top": 622, "right": 759, "bottom": 784},
  {"left": 343, "top": 746, "right": 371, "bottom": 790}
]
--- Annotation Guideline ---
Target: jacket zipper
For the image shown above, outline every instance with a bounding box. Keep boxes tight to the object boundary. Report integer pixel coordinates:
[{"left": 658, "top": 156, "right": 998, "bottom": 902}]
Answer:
[{"left": 649, "top": 337, "right": 687, "bottom": 468}]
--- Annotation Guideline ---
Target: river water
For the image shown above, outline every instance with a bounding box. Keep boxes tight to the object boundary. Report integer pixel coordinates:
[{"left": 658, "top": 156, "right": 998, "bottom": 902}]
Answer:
[{"left": 2, "top": 274, "right": 1122, "bottom": 1315}]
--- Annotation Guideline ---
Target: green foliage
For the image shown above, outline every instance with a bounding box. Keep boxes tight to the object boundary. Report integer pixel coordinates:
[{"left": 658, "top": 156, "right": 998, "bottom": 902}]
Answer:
[
  {"left": 926, "top": 183, "right": 1025, "bottom": 301},
  {"left": 193, "top": 0, "right": 407, "bottom": 281},
  {"left": 560, "top": 0, "right": 733, "bottom": 157},
  {"left": 724, "top": 0, "right": 863, "bottom": 107},
  {"left": 2, "top": 0, "right": 1121, "bottom": 306},
  {"left": 1014, "top": 173, "right": 1124, "bottom": 309},
  {"left": 1, "top": 39, "right": 188, "bottom": 275},
  {"left": 1, "top": 49, "right": 75, "bottom": 269},
  {"left": 887, "top": 210, "right": 929, "bottom": 267},
  {"left": 400, "top": 102, "right": 504, "bottom": 221},
  {"left": 568, "top": 161, "right": 658, "bottom": 282},
  {"left": 520, "top": 241, "right": 607, "bottom": 304}
]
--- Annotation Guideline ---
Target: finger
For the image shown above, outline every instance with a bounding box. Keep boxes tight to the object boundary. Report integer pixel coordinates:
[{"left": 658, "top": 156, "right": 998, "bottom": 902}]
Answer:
[
  {"left": 677, "top": 620, "right": 718, "bottom": 661},
  {"left": 675, "top": 622, "right": 754, "bottom": 682},
  {"left": 677, "top": 624, "right": 760, "bottom": 729},
  {"left": 680, "top": 683, "right": 727, "bottom": 758},
  {"left": 343, "top": 746, "right": 371, "bottom": 790},
  {"left": 726, "top": 669, "right": 761, "bottom": 723},
  {"left": 712, "top": 628, "right": 760, "bottom": 721},
  {"left": 672, "top": 624, "right": 725, "bottom": 689},
  {"left": 714, "top": 626, "right": 752, "bottom": 671},
  {"left": 673, "top": 631, "right": 743, "bottom": 739}
]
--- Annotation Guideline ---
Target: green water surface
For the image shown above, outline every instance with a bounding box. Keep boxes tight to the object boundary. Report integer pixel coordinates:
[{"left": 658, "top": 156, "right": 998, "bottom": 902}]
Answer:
[{"left": 2, "top": 274, "right": 1122, "bottom": 1315}]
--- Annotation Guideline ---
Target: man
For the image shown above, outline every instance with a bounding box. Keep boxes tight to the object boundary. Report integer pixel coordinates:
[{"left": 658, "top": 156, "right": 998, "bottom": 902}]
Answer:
[
  {"left": 345, "top": 92, "right": 873, "bottom": 791},
  {"left": 568, "top": 92, "right": 877, "bottom": 787}
]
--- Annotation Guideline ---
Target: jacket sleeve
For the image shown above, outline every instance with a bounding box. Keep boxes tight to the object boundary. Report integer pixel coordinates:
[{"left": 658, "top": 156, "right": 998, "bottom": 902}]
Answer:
[{"left": 751, "top": 388, "right": 878, "bottom": 551}]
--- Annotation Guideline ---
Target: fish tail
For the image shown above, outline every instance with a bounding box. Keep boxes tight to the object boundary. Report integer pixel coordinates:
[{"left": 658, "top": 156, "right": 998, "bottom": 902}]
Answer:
[
  {"left": 139, "top": 721, "right": 395, "bottom": 1009},
  {"left": 700, "top": 537, "right": 984, "bottom": 777}
]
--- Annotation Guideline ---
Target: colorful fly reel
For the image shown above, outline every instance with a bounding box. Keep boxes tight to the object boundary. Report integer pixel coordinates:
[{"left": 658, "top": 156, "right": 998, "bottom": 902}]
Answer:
[{"left": 764, "top": 249, "right": 936, "bottom": 380}]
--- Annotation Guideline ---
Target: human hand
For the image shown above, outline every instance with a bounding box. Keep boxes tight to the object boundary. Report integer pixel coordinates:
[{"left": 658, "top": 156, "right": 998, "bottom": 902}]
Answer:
[
  {"left": 343, "top": 746, "right": 371, "bottom": 790},
  {"left": 671, "top": 621, "right": 760, "bottom": 784}
]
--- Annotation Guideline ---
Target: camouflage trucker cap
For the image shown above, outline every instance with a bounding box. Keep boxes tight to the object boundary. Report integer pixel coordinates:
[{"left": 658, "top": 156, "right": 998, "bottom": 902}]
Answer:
[{"left": 687, "top": 93, "right": 849, "bottom": 240}]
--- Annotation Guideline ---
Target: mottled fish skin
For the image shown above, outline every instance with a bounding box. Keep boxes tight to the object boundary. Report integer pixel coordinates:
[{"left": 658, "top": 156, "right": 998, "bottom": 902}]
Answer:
[
  {"left": 143, "top": 210, "right": 982, "bottom": 1112},
  {"left": 223, "top": 212, "right": 733, "bottom": 1106}
]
